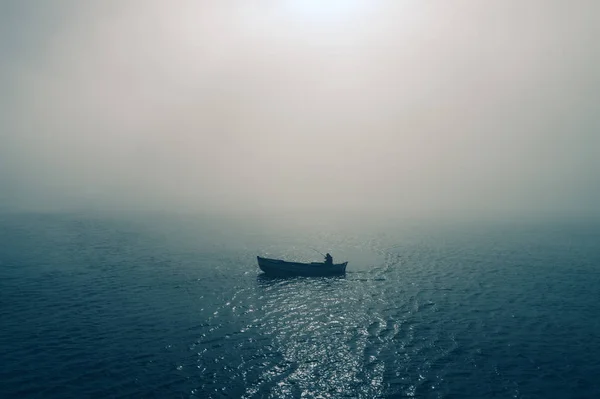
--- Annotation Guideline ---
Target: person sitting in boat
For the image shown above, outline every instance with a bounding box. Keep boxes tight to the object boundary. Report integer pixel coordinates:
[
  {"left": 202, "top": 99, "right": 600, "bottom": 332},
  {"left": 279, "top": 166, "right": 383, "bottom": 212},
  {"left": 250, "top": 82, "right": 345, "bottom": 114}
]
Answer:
[{"left": 324, "top": 253, "right": 333, "bottom": 265}]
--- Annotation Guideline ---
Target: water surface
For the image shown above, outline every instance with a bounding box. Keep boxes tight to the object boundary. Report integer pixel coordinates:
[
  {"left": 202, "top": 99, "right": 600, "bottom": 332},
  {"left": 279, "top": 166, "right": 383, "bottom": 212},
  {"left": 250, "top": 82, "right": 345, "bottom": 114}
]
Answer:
[{"left": 1, "top": 213, "right": 599, "bottom": 398}]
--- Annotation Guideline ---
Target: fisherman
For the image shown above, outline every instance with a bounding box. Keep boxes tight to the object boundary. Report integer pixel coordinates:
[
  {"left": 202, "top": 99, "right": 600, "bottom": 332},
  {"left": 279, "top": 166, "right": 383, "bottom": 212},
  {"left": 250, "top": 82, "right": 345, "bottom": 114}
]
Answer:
[{"left": 324, "top": 253, "right": 333, "bottom": 266}]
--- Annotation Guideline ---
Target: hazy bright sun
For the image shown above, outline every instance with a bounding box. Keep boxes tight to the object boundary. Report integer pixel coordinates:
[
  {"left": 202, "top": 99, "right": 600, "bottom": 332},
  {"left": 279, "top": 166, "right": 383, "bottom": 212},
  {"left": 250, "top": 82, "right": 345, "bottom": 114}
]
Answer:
[{"left": 283, "top": 0, "right": 369, "bottom": 22}]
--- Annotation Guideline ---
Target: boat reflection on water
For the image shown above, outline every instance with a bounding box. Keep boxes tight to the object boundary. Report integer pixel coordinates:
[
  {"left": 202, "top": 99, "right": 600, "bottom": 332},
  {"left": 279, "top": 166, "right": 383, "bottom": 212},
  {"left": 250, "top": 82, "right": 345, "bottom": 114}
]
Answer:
[{"left": 255, "top": 273, "right": 347, "bottom": 286}]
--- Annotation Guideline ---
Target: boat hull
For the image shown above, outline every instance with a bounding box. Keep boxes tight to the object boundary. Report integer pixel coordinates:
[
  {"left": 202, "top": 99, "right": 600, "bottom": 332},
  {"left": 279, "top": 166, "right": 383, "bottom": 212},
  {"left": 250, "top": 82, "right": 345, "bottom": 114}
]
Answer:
[{"left": 257, "top": 256, "right": 347, "bottom": 277}]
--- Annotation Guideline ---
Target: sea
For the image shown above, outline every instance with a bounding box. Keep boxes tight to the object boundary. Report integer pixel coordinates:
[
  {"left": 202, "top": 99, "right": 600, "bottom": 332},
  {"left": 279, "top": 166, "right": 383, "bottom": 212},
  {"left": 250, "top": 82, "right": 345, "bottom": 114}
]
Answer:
[{"left": 1, "top": 211, "right": 599, "bottom": 398}]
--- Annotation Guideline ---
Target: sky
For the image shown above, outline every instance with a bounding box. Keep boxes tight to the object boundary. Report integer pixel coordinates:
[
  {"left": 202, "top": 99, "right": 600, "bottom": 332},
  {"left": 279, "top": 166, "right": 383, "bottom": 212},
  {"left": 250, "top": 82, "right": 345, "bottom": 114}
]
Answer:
[{"left": 1, "top": 0, "right": 599, "bottom": 220}]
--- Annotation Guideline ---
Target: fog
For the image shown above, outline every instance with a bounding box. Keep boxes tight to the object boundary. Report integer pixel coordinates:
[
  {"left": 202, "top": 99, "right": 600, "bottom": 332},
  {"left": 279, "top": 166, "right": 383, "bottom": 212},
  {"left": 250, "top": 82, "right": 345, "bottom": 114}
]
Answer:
[{"left": 2, "top": 0, "right": 599, "bottom": 220}]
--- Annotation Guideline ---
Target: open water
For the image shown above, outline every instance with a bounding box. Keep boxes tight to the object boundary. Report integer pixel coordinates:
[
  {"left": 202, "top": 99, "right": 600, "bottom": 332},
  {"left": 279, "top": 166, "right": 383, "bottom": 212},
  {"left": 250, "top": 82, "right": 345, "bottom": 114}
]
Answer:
[{"left": 1, "top": 212, "right": 599, "bottom": 398}]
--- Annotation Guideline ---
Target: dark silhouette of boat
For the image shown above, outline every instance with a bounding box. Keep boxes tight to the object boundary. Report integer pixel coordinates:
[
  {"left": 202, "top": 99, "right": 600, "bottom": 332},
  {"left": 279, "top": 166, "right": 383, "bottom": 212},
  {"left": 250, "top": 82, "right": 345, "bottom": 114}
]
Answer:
[{"left": 256, "top": 256, "right": 348, "bottom": 277}]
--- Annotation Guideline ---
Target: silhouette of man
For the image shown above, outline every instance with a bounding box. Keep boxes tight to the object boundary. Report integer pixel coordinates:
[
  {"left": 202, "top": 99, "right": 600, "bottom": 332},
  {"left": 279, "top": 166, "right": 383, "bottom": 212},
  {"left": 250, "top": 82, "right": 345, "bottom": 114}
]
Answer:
[{"left": 324, "top": 253, "right": 333, "bottom": 266}]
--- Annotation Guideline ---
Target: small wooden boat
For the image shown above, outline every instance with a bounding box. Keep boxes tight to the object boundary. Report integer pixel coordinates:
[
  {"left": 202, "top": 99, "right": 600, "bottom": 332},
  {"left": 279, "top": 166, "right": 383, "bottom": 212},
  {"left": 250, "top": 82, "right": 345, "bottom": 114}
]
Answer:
[{"left": 257, "top": 256, "right": 348, "bottom": 277}]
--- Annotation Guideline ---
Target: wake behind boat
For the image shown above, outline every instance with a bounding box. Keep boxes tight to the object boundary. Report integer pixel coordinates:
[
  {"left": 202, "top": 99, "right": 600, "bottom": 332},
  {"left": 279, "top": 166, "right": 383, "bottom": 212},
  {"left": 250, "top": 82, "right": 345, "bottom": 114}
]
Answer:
[{"left": 257, "top": 256, "right": 348, "bottom": 277}]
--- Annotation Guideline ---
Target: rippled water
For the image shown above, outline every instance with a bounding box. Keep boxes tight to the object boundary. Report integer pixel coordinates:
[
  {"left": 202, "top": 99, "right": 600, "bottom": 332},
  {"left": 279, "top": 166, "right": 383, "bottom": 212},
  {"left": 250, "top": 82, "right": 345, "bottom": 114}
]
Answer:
[{"left": 1, "top": 213, "right": 599, "bottom": 398}]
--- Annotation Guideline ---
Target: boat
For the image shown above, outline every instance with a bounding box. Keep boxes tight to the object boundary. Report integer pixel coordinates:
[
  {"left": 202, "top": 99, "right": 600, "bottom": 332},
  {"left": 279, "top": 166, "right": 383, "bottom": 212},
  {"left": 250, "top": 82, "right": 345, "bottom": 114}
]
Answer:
[{"left": 257, "top": 256, "right": 348, "bottom": 277}]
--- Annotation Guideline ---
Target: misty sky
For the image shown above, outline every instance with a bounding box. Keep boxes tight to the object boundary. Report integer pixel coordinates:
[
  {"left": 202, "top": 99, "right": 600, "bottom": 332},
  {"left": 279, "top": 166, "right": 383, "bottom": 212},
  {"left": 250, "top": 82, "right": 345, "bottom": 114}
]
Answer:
[{"left": 1, "top": 1, "right": 599, "bottom": 218}]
